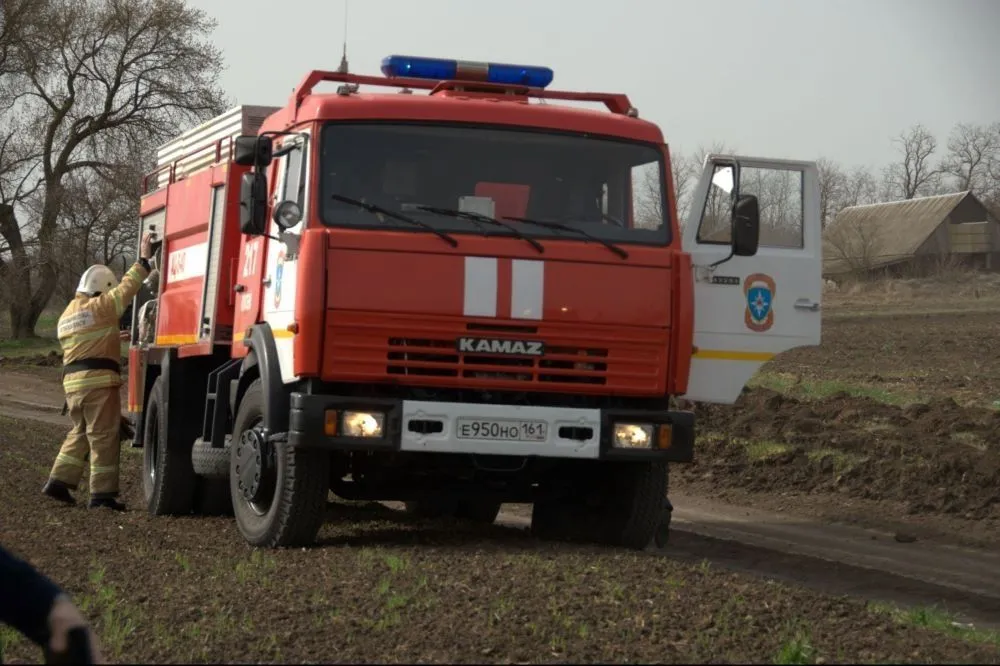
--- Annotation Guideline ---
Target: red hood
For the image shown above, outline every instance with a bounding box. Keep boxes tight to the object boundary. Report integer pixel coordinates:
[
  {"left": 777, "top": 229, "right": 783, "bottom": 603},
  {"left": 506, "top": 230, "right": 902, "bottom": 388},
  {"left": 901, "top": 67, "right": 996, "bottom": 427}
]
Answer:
[{"left": 325, "top": 246, "right": 672, "bottom": 327}]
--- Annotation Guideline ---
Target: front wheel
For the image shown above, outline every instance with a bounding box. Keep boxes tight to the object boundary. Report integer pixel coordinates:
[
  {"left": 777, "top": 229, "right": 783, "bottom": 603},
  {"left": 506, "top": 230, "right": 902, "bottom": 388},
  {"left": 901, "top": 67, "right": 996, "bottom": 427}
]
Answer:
[{"left": 229, "top": 378, "right": 330, "bottom": 547}]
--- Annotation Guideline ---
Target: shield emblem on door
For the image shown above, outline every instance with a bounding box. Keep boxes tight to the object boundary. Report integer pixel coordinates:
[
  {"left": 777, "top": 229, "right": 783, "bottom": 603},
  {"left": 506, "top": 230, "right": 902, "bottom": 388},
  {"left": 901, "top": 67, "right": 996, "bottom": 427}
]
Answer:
[{"left": 744, "top": 273, "right": 776, "bottom": 332}]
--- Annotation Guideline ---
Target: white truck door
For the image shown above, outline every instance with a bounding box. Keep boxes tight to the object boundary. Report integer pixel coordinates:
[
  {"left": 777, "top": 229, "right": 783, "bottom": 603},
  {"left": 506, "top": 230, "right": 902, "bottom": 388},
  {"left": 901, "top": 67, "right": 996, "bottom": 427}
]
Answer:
[{"left": 681, "top": 154, "right": 822, "bottom": 404}]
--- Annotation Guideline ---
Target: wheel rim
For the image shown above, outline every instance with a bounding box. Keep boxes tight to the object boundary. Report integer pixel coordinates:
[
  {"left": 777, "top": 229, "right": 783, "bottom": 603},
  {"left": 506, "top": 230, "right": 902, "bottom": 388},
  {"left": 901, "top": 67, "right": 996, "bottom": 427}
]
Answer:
[
  {"left": 147, "top": 408, "right": 159, "bottom": 487},
  {"left": 234, "top": 419, "right": 277, "bottom": 516}
]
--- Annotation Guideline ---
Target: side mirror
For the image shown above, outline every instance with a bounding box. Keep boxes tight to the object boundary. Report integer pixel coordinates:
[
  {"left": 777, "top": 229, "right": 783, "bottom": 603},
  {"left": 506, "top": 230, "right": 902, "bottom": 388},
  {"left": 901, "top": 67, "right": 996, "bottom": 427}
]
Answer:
[
  {"left": 239, "top": 172, "right": 268, "bottom": 235},
  {"left": 732, "top": 194, "right": 760, "bottom": 257},
  {"left": 272, "top": 200, "right": 303, "bottom": 231},
  {"left": 234, "top": 135, "right": 273, "bottom": 168}
]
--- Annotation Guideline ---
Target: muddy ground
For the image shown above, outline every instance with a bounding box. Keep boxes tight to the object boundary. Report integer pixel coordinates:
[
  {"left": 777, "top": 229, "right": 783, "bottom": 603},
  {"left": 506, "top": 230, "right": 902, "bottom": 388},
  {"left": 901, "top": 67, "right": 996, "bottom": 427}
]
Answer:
[{"left": 2, "top": 416, "right": 998, "bottom": 665}]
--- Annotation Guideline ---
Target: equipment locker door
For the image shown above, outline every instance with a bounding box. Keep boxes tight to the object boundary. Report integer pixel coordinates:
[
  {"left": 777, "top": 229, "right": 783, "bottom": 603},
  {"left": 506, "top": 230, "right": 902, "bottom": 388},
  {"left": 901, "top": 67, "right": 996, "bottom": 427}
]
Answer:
[{"left": 681, "top": 154, "right": 822, "bottom": 404}]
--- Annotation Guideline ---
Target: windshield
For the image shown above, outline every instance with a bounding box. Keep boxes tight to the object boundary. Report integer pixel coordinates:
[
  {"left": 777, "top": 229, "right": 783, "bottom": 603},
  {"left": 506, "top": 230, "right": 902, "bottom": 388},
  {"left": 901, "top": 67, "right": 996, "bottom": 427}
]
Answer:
[{"left": 318, "top": 122, "right": 669, "bottom": 245}]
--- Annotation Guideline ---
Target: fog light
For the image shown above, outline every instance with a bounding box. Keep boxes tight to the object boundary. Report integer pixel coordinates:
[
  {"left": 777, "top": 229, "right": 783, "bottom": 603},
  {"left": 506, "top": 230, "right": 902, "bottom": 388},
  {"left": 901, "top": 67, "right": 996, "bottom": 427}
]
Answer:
[
  {"left": 324, "top": 410, "right": 338, "bottom": 436},
  {"left": 342, "top": 411, "right": 384, "bottom": 438},
  {"left": 613, "top": 423, "right": 653, "bottom": 449},
  {"left": 657, "top": 425, "right": 672, "bottom": 450}
]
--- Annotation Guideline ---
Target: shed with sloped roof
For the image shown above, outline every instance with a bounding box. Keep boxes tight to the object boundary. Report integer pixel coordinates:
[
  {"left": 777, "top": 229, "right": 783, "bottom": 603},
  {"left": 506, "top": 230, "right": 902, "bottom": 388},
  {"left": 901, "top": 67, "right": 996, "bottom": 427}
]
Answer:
[{"left": 822, "top": 191, "right": 1000, "bottom": 277}]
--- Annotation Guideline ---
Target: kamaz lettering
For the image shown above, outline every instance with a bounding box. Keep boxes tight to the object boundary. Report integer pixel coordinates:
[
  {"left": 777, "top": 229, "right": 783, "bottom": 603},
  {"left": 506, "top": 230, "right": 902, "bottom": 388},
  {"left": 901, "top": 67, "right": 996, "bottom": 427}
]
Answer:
[{"left": 457, "top": 337, "right": 545, "bottom": 356}]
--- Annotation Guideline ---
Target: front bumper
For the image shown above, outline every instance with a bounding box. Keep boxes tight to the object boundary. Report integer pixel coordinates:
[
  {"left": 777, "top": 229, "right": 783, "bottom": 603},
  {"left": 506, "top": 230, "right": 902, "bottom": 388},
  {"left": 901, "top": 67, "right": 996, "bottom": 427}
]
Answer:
[{"left": 288, "top": 393, "right": 694, "bottom": 462}]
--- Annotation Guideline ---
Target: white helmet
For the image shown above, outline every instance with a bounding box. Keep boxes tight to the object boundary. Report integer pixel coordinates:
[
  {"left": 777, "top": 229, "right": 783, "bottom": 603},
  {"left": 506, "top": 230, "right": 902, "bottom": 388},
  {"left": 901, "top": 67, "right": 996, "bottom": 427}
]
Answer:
[{"left": 77, "top": 265, "right": 116, "bottom": 296}]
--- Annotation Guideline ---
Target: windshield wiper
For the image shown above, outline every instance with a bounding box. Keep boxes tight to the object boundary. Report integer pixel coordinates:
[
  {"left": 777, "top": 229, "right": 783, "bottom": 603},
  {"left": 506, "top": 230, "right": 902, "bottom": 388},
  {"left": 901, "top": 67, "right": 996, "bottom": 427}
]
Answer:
[
  {"left": 502, "top": 215, "right": 628, "bottom": 259},
  {"left": 330, "top": 194, "right": 458, "bottom": 247},
  {"left": 414, "top": 205, "right": 545, "bottom": 254}
]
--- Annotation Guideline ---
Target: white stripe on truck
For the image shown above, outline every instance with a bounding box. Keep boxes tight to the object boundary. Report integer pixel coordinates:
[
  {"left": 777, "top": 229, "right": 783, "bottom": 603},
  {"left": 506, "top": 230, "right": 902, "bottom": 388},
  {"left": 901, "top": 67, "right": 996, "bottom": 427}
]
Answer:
[{"left": 463, "top": 257, "right": 497, "bottom": 317}]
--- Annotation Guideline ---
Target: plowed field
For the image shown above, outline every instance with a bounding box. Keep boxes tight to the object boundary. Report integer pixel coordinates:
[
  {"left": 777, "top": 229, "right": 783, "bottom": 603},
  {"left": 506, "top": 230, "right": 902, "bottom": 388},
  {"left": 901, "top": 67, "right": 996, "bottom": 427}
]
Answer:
[{"left": 2, "top": 416, "right": 998, "bottom": 664}]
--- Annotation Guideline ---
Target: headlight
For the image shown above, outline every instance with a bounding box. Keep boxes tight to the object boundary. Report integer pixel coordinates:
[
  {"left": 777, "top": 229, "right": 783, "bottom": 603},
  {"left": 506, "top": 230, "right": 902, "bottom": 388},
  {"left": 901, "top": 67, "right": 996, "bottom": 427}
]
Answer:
[
  {"left": 342, "top": 411, "right": 384, "bottom": 438},
  {"left": 613, "top": 423, "right": 653, "bottom": 449}
]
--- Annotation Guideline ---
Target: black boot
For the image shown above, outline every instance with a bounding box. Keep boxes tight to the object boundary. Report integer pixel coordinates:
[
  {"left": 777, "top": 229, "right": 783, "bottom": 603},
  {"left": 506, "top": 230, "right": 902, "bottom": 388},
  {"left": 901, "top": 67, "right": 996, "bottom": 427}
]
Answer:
[
  {"left": 42, "top": 479, "right": 76, "bottom": 505},
  {"left": 88, "top": 495, "right": 126, "bottom": 511}
]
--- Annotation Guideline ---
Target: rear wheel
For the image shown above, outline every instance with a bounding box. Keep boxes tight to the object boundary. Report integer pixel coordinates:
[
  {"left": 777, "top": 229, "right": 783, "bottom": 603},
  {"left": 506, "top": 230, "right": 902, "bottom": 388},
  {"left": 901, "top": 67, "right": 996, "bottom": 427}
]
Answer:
[
  {"left": 229, "top": 378, "right": 330, "bottom": 547},
  {"left": 142, "top": 377, "right": 197, "bottom": 515}
]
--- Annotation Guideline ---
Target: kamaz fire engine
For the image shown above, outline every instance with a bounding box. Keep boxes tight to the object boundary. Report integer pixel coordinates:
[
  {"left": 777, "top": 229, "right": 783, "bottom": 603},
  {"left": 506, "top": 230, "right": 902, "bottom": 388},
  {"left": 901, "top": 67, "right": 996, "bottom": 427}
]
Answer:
[{"left": 126, "top": 55, "right": 823, "bottom": 549}]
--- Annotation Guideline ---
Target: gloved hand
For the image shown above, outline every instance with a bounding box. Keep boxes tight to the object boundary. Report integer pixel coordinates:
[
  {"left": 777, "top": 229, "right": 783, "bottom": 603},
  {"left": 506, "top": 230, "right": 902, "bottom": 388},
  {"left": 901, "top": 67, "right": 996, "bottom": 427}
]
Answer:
[
  {"left": 119, "top": 416, "right": 135, "bottom": 443},
  {"left": 42, "top": 596, "right": 102, "bottom": 664}
]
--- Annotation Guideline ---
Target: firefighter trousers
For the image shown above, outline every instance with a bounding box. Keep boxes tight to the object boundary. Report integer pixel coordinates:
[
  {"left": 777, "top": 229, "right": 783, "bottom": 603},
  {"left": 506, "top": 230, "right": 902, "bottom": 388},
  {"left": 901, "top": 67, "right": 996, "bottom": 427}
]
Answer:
[{"left": 48, "top": 386, "right": 122, "bottom": 497}]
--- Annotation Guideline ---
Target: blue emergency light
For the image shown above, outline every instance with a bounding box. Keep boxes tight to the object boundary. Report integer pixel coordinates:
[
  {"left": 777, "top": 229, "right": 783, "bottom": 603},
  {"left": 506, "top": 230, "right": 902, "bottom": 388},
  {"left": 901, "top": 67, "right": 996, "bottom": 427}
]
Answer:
[{"left": 380, "top": 55, "right": 554, "bottom": 89}]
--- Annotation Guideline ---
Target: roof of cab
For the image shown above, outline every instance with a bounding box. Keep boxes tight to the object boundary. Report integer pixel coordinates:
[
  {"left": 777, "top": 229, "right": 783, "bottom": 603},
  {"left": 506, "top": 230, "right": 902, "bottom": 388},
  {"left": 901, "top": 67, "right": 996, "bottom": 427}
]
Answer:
[{"left": 262, "top": 88, "right": 665, "bottom": 144}]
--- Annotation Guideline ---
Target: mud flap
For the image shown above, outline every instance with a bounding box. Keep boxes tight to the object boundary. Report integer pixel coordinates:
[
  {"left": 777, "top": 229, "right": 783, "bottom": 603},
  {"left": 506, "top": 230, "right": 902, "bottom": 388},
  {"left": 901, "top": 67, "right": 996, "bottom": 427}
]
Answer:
[{"left": 126, "top": 346, "right": 147, "bottom": 448}]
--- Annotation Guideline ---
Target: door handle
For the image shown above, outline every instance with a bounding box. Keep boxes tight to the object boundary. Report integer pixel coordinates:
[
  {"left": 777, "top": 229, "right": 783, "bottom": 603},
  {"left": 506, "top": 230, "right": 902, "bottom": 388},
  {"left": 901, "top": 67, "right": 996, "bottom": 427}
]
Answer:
[{"left": 794, "top": 298, "right": 820, "bottom": 311}]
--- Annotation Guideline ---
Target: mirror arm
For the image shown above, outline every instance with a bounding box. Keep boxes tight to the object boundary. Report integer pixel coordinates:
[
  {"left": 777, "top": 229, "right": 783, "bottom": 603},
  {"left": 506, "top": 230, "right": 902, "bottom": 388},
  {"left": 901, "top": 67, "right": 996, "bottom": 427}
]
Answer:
[{"left": 707, "top": 247, "right": 735, "bottom": 269}]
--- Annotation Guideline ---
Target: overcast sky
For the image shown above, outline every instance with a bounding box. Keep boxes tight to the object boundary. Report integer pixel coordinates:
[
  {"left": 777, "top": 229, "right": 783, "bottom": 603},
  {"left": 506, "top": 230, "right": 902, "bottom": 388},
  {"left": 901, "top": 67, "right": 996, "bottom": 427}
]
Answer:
[{"left": 189, "top": 0, "right": 1000, "bottom": 171}]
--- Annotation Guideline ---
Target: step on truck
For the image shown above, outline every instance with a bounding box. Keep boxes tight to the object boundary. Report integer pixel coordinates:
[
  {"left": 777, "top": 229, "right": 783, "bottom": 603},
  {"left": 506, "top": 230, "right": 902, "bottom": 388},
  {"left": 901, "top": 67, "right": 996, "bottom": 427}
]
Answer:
[{"left": 125, "top": 55, "right": 823, "bottom": 549}]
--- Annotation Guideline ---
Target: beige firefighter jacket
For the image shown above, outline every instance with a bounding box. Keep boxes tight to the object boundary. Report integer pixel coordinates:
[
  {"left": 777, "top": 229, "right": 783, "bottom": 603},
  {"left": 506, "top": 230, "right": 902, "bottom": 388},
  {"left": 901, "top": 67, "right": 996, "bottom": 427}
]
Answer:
[{"left": 57, "top": 261, "right": 149, "bottom": 394}]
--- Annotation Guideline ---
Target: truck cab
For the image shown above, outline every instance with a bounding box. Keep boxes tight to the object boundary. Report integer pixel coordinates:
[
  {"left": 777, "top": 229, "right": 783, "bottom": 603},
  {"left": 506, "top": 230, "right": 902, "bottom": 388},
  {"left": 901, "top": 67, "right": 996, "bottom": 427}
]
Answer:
[{"left": 127, "top": 55, "right": 822, "bottom": 550}]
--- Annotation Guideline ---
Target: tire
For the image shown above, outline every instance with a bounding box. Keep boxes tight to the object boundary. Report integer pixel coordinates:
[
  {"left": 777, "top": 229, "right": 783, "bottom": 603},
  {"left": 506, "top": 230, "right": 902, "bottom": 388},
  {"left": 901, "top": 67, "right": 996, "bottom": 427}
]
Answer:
[
  {"left": 229, "top": 378, "right": 330, "bottom": 547},
  {"left": 455, "top": 499, "right": 502, "bottom": 524},
  {"left": 607, "top": 461, "right": 670, "bottom": 550},
  {"left": 192, "top": 441, "right": 230, "bottom": 478},
  {"left": 531, "top": 461, "right": 669, "bottom": 550},
  {"left": 142, "top": 377, "right": 197, "bottom": 515}
]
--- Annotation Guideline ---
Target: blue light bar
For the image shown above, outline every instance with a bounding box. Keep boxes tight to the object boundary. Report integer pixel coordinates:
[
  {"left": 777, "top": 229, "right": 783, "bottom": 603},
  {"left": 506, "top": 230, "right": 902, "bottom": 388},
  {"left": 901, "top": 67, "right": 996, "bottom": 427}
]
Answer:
[{"left": 380, "top": 55, "right": 554, "bottom": 89}]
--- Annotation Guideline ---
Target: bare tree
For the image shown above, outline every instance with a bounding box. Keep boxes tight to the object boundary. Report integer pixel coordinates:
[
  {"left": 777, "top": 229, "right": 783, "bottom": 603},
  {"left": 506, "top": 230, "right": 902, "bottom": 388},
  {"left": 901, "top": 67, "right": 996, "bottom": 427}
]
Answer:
[
  {"left": 668, "top": 150, "right": 698, "bottom": 222},
  {"left": 824, "top": 213, "right": 886, "bottom": 275},
  {"left": 941, "top": 121, "right": 1000, "bottom": 194},
  {"left": 839, "top": 165, "right": 880, "bottom": 209},
  {"left": 0, "top": 0, "right": 227, "bottom": 338},
  {"left": 816, "top": 157, "right": 846, "bottom": 228},
  {"left": 884, "top": 124, "right": 942, "bottom": 200}
]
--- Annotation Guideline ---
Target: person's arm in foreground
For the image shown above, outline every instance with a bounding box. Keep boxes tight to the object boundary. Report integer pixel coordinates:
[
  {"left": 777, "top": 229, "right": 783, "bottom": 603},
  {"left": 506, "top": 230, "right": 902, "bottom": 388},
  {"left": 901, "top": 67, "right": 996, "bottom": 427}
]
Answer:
[{"left": 0, "top": 544, "right": 102, "bottom": 663}]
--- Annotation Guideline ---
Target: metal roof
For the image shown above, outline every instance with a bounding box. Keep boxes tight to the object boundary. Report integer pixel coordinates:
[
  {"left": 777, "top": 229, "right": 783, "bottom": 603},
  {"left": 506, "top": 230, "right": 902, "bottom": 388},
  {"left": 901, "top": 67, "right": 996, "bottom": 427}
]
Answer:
[{"left": 822, "top": 191, "right": 972, "bottom": 275}]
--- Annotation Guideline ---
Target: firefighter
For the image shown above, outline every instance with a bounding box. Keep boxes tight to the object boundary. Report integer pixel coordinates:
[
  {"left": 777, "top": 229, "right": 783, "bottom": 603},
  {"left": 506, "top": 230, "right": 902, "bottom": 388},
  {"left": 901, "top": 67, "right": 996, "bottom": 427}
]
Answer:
[{"left": 41, "top": 233, "right": 154, "bottom": 511}]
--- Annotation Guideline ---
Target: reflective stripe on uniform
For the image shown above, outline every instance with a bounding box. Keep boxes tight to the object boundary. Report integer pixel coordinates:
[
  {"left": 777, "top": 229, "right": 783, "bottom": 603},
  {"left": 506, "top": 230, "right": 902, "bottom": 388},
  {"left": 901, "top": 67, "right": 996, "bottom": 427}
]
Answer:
[
  {"left": 63, "top": 373, "right": 119, "bottom": 393},
  {"left": 56, "top": 453, "right": 85, "bottom": 468},
  {"left": 60, "top": 325, "right": 118, "bottom": 347},
  {"left": 90, "top": 464, "right": 118, "bottom": 474}
]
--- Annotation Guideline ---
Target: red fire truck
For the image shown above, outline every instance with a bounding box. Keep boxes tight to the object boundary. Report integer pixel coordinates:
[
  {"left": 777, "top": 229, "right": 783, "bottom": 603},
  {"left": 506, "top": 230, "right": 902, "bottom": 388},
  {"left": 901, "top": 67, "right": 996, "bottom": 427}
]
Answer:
[{"left": 126, "top": 55, "right": 822, "bottom": 549}]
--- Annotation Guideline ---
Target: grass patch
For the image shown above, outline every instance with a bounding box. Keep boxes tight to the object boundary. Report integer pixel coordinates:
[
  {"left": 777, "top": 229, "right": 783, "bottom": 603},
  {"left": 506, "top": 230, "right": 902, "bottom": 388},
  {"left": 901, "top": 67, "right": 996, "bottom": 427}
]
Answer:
[
  {"left": 742, "top": 439, "right": 790, "bottom": 461},
  {"left": 749, "top": 372, "right": 919, "bottom": 406},
  {"left": 774, "top": 630, "right": 815, "bottom": 665},
  {"left": 0, "top": 625, "right": 22, "bottom": 662},
  {"left": 805, "top": 448, "right": 864, "bottom": 474},
  {"left": 869, "top": 602, "right": 1000, "bottom": 648},
  {"left": 0, "top": 336, "right": 60, "bottom": 357},
  {"left": 77, "top": 562, "right": 141, "bottom": 661}
]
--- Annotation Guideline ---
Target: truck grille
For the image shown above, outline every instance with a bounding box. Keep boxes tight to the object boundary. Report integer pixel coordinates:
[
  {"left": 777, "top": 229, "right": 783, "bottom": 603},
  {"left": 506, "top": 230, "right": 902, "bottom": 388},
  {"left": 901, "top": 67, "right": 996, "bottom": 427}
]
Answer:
[{"left": 387, "top": 337, "right": 609, "bottom": 385}]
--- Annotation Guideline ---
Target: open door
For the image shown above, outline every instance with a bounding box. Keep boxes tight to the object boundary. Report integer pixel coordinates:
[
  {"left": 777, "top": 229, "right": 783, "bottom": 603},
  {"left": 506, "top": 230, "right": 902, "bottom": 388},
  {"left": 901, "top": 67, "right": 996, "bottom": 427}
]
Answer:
[{"left": 681, "top": 154, "right": 822, "bottom": 404}]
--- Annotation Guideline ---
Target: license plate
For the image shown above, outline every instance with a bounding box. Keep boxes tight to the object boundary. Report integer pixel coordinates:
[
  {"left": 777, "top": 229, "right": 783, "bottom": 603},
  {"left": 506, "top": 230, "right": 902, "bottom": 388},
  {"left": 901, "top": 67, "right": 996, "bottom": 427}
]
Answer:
[{"left": 455, "top": 418, "right": 548, "bottom": 442}]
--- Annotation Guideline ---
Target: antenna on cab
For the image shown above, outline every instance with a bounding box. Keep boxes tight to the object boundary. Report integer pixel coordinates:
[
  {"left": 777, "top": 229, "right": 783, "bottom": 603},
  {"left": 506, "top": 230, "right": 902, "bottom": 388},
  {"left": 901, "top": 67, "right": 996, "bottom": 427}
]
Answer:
[{"left": 337, "top": 0, "right": 350, "bottom": 74}]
